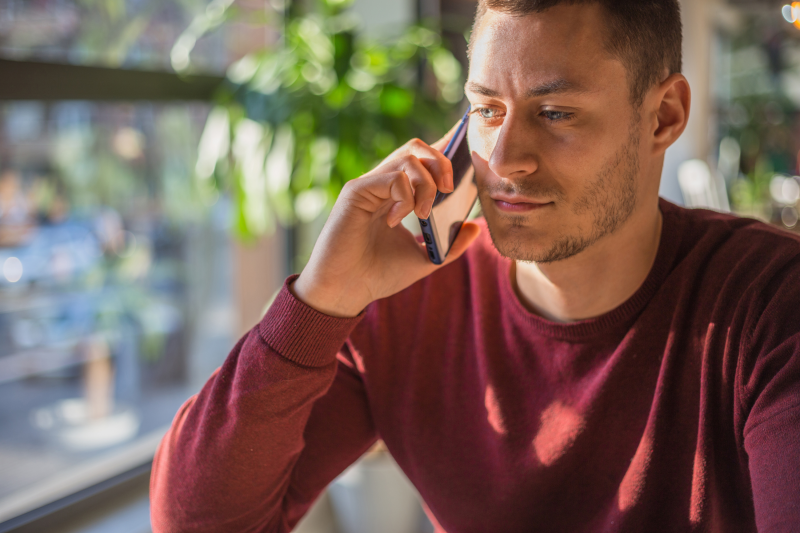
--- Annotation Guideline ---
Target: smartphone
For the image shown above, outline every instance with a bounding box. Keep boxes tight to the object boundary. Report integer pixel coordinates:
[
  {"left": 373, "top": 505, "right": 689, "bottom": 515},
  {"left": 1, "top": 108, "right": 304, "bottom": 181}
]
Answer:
[{"left": 418, "top": 107, "right": 478, "bottom": 265}]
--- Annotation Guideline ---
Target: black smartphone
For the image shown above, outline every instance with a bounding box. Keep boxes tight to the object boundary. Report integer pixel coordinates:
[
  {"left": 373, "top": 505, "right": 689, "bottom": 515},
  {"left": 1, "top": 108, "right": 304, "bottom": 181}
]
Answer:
[{"left": 418, "top": 107, "right": 478, "bottom": 265}]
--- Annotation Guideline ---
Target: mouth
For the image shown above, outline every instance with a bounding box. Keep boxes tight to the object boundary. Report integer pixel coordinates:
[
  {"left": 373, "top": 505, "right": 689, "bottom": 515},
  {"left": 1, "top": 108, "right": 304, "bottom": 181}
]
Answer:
[{"left": 491, "top": 195, "right": 554, "bottom": 213}]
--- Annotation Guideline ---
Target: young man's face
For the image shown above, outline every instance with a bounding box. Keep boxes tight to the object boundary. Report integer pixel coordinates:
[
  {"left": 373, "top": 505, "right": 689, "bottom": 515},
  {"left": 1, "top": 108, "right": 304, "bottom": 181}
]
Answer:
[{"left": 466, "top": 4, "right": 653, "bottom": 263}]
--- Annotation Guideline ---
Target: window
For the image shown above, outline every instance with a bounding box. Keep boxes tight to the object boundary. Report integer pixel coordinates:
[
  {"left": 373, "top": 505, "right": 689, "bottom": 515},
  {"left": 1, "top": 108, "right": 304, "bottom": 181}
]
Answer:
[
  {"left": 0, "top": 99, "right": 236, "bottom": 522},
  {"left": 0, "top": 0, "right": 278, "bottom": 524}
]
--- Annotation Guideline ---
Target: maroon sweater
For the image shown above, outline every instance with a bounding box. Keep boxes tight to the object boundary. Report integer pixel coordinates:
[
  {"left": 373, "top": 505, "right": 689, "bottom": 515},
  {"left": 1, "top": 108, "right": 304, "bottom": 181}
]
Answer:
[{"left": 151, "top": 199, "right": 800, "bottom": 532}]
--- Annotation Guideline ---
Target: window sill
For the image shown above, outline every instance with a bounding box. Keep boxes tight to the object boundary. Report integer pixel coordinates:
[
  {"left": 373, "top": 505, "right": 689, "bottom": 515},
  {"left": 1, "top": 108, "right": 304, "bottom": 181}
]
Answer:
[{"left": 2, "top": 463, "right": 152, "bottom": 533}]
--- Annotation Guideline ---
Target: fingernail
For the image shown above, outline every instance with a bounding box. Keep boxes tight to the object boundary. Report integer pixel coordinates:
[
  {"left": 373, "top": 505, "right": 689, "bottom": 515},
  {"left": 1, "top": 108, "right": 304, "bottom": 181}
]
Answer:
[{"left": 421, "top": 200, "right": 433, "bottom": 219}]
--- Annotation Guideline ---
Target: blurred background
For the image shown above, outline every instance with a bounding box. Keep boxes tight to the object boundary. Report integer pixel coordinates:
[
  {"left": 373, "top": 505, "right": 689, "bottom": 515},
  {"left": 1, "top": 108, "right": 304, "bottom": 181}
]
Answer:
[{"left": 0, "top": 0, "right": 798, "bottom": 531}]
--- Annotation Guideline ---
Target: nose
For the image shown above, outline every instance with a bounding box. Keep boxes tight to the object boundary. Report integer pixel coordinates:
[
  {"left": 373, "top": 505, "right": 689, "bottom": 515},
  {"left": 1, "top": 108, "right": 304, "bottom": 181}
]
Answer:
[{"left": 488, "top": 114, "right": 538, "bottom": 179}]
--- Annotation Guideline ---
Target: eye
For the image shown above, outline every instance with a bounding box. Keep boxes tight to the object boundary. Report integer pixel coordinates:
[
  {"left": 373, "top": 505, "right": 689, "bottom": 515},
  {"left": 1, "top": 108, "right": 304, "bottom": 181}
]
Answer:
[
  {"left": 472, "top": 107, "right": 503, "bottom": 121},
  {"left": 540, "top": 110, "right": 574, "bottom": 123}
]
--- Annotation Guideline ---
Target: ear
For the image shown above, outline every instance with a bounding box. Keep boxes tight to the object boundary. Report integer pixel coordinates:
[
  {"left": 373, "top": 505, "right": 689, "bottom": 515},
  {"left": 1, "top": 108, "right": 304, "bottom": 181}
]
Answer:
[{"left": 650, "top": 73, "right": 691, "bottom": 154}]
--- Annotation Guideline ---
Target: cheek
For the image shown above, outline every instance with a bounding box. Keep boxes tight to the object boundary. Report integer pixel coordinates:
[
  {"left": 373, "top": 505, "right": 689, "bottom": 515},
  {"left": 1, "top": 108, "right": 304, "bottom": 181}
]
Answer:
[
  {"left": 467, "top": 124, "right": 496, "bottom": 163},
  {"left": 542, "top": 130, "right": 603, "bottom": 179}
]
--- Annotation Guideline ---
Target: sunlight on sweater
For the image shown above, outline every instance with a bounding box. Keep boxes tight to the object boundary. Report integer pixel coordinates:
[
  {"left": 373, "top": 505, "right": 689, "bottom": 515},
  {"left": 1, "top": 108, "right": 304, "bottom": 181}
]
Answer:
[
  {"left": 617, "top": 428, "right": 653, "bottom": 511},
  {"left": 484, "top": 385, "right": 507, "bottom": 435},
  {"left": 532, "top": 400, "right": 585, "bottom": 466}
]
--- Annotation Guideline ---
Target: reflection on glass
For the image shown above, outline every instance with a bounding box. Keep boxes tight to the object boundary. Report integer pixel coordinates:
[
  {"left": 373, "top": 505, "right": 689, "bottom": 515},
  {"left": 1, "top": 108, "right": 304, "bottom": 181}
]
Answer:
[
  {"left": 0, "top": 0, "right": 275, "bottom": 73},
  {"left": 0, "top": 101, "right": 235, "bottom": 513}
]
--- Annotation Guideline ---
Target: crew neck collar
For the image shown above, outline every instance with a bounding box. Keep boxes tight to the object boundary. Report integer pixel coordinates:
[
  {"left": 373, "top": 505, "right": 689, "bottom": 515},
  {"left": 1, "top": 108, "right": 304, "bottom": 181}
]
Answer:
[{"left": 499, "top": 198, "right": 685, "bottom": 341}]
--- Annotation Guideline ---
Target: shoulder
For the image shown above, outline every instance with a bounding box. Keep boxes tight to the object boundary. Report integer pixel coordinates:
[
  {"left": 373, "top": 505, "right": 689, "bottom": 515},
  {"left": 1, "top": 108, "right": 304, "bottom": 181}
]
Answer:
[
  {"left": 663, "top": 201, "right": 800, "bottom": 351},
  {"left": 663, "top": 199, "right": 800, "bottom": 249},
  {"left": 662, "top": 200, "right": 800, "bottom": 289}
]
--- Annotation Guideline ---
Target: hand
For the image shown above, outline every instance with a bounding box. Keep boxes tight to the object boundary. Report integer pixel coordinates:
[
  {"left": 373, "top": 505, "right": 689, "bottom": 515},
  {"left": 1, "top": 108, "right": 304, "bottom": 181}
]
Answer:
[{"left": 291, "top": 128, "right": 482, "bottom": 318}]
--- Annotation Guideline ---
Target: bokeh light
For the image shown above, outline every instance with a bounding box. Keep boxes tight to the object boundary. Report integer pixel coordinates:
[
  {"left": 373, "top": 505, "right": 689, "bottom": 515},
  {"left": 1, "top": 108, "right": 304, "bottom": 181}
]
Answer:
[
  {"left": 782, "top": 206, "right": 799, "bottom": 228},
  {"left": 3, "top": 257, "right": 23, "bottom": 283},
  {"left": 782, "top": 3, "right": 800, "bottom": 29}
]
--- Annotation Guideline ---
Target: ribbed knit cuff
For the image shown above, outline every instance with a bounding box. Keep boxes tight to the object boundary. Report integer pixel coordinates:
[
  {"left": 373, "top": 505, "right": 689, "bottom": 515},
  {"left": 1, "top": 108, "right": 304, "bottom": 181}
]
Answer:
[{"left": 258, "top": 275, "right": 364, "bottom": 367}]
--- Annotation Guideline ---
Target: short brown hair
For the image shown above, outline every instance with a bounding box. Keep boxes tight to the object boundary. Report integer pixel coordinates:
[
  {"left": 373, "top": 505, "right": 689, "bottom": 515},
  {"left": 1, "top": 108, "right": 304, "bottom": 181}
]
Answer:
[{"left": 470, "top": 0, "right": 682, "bottom": 107}]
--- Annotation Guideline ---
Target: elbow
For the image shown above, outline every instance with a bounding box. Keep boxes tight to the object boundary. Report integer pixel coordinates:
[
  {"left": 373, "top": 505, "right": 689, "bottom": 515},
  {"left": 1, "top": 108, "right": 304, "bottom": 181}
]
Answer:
[
  {"left": 149, "top": 472, "right": 220, "bottom": 533},
  {"left": 149, "top": 430, "right": 206, "bottom": 533},
  {"left": 149, "top": 458, "right": 194, "bottom": 533},
  {"left": 149, "top": 452, "right": 285, "bottom": 533}
]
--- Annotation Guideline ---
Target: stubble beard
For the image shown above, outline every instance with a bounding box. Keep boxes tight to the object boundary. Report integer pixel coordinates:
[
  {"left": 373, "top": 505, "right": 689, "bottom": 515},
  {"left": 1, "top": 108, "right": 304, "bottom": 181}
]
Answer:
[{"left": 482, "top": 121, "right": 640, "bottom": 264}]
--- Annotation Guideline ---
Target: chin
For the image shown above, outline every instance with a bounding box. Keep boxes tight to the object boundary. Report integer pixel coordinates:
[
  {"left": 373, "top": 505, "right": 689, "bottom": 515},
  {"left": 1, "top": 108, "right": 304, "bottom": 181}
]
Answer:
[
  {"left": 483, "top": 216, "right": 548, "bottom": 262},
  {"left": 484, "top": 213, "right": 594, "bottom": 264}
]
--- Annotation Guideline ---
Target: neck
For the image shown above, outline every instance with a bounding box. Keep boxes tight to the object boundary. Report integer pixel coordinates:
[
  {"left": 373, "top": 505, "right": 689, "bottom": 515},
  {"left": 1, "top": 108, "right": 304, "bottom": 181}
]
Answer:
[{"left": 513, "top": 198, "right": 663, "bottom": 323}]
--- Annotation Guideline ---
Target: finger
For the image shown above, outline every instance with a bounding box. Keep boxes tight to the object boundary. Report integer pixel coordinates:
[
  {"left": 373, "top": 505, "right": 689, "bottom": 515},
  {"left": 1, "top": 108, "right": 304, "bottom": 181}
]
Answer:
[
  {"left": 440, "top": 222, "right": 481, "bottom": 266},
  {"left": 385, "top": 171, "right": 417, "bottom": 227},
  {"left": 393, "top": 138, "right": 453, "bottom": 194},
  {"left": 397, "top": 154, "right": 438, "bottom": 219},
  {"left": 345, "top": 171, "right": 415, "bottom": 226}
]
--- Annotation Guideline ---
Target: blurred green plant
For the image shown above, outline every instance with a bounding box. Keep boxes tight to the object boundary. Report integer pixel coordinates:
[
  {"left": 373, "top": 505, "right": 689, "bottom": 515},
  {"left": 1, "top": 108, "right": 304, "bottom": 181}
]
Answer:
[
  {"left": 177, "top": 0, "right": 465, "bottom": 240},
  {"left": 717, "top": 18, "right": 800, "bottom": 221}
]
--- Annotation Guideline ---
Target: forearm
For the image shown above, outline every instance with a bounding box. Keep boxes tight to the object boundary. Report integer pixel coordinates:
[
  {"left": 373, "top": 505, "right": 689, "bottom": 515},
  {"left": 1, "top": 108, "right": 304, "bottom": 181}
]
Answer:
[{"left": 150, "top": 279, "right": 363, "bottom": 533}]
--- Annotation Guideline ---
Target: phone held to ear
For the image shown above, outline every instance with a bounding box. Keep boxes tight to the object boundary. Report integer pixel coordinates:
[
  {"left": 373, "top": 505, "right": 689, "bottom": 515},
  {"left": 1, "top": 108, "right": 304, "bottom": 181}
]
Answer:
[{"left": 419, "top": 107, "right": 478, "bottom": 265}]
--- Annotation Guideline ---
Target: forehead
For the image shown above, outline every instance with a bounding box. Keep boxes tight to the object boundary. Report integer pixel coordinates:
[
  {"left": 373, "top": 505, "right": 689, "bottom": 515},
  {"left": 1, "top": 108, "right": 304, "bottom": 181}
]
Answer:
[{"left": 468, "top": 4, "right": 624, "bottom": 96}]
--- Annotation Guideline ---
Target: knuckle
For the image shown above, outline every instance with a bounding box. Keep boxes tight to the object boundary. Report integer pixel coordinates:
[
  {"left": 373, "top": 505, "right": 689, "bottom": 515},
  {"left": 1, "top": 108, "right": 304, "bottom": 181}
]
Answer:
[
  {"left": 347, "top": 177, "right": 369, "bottom": 191},
  {"left": 392, "top": 172, "right": 412, "bottom": 193},
  {"left": 390, "top": 170, "right": 407, "bottom": 182},
  {"left": 418, "top": 176, "right": 435, "bottom": 190},
  {"left": 399, "top": 154, "right": 418, "bottom": 167}
]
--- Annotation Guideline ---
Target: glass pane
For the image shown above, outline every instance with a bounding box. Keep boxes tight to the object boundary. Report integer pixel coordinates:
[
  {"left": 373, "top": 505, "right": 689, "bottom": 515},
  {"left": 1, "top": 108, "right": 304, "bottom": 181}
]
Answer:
[
  {"left": 0, "top": 100, "right": 235, "bottom": 510},
  {"left": 713, "top": 8, "right": 800, "bottom": 226},
  {"left": 0, "top": 0, "right": 276, "bottom": 74}
]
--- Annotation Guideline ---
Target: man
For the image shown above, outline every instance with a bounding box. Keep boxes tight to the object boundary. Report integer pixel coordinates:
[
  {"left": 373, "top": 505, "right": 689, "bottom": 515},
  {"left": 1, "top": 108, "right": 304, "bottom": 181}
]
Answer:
[{"left": 151, "top": 0, "right": 800, "bottom": 531}]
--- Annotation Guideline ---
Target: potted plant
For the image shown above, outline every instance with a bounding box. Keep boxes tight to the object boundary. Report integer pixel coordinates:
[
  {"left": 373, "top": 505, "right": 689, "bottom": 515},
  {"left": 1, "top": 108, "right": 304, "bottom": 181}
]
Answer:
[{"left": 177, "top": 0, "right": 464, "bottom": 266}]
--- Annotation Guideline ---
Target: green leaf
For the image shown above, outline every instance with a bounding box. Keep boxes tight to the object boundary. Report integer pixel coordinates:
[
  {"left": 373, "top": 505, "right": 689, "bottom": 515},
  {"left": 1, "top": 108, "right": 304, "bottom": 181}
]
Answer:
[
  {"left": 336, "top": 142, "right": 368, "bottom": 182},
  {"left": 324, "top": 81, "right": 355, "bottom": 108},
  {"left": 380, "top": 85, "right": 415, "bottom": 117}
]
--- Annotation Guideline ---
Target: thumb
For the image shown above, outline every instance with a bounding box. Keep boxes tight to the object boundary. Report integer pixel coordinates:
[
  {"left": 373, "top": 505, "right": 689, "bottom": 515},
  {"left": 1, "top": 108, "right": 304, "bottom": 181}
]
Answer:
[{"left": 441, "top": 222, "right": 482, "bottom": 266}]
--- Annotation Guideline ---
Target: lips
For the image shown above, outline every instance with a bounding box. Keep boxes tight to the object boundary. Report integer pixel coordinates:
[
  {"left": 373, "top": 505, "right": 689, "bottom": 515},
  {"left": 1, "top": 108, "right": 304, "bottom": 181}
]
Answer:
[{"left": 491, "top": 195, "right": 553, "bottom": 213}]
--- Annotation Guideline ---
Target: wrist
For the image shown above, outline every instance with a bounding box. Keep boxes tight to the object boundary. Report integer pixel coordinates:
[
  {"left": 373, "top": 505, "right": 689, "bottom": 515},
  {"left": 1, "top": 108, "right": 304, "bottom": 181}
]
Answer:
[{"left": 290, "top": 273, "right": 367, "bottom": 318}]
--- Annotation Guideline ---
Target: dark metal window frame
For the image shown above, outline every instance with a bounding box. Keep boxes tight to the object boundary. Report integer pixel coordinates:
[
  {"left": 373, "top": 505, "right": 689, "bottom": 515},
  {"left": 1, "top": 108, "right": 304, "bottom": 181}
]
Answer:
[
  {"left": 0, "top": 58, "right": 224, "bottom": 101},
  {"left": 0, "top": 463, "right": 152, "bottom": 533}
]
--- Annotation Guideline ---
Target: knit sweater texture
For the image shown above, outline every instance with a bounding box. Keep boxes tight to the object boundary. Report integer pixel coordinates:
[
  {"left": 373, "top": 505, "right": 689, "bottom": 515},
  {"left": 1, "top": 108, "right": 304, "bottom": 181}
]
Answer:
[{"left": 151, "top": 199, "right": 800, "bottom": 532}]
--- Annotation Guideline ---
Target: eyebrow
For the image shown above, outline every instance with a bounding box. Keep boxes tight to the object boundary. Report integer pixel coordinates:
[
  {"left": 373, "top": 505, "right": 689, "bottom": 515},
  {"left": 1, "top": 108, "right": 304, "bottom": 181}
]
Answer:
[{"left": 465, "top": 79, "right": 587, "bottom": 99}]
